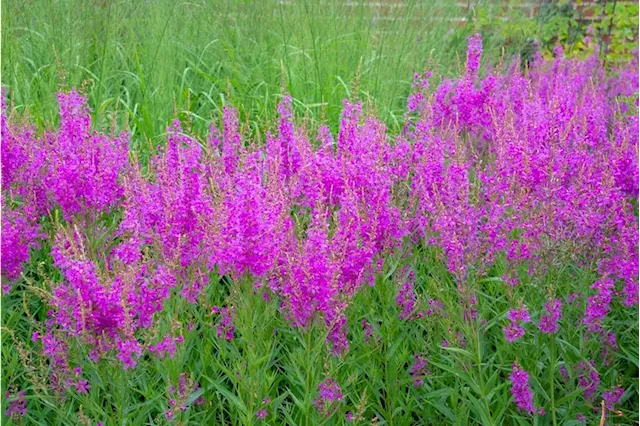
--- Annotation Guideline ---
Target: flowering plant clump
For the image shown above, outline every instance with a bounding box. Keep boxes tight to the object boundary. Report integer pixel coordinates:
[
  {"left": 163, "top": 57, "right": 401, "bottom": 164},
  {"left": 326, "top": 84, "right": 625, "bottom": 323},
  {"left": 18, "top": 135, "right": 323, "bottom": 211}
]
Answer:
[
  {"left": 602, "top": 386, "right": 624, "bottom": 411},
  {"left": 0, "top": 33, "right": 637, "bottom": 424},
  {"left": 4, "top": 391, "right": 27, "bottom": 418},
  {"left": 503, "top": 306, "right": 531, "bottom": 342},
  {"left": 313, "top": 378, "right": 343, "bottom": 416},
  {"left": 211, "top": 306, "right": 236, "bottom": 341},
  {"left": 409, "top": 354, "right": 430, "bottom": 387},
  {"left": 509, "top": 363, "right": 536, "bottom": 414},
  {"left": 576, "top": 361, "right": 601, "bottom": 401},
  {"left": 164, "top": 373, "right": 205, "bottom": 421},
  {"left": 538, "top": 299, "right": 562, "bottom": 334}
]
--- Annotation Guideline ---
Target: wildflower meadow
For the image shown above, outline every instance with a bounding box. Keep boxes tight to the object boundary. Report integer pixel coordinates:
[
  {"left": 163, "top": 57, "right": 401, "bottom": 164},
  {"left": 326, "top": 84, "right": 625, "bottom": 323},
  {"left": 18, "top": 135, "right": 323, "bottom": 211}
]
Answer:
[{"left": 1, "top": 1, "right": 639, "bottom": 425}]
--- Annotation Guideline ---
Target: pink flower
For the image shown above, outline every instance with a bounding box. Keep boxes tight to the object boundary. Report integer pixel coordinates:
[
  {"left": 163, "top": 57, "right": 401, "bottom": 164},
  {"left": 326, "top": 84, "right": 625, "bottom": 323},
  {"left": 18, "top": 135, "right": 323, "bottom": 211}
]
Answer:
[
  {"left": 509, "top": 364, "right": 536, "bottom": 415},
  {"left": 313, "top": 378, "right": 343, "bottom": 416},
  {"left": 503, "top": 306, "right": 530, "bottom": 342},
  {"left": 75, "top": 379, "right": 91, "bottom": 394},
  {"left": 538, "top": 299, "right": 562, "bottom": 334},
  {"left": 256, "top": 409, "right": 268, "bottom": 420},
  {"left": 602, "top": 386, "right": 624, "bottom": 410},
  {"left": 4, "top": 391, "right": 27, "bottom": 417},
  {"left": 410, "top": 354, "right": 430, "bottom": 386}
]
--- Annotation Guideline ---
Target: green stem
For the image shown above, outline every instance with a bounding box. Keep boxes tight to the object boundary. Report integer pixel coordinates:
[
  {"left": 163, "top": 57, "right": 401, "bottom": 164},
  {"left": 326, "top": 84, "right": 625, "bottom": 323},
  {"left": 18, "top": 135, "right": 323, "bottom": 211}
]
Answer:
[
  {"left": 244, "top": 278, "right": 256, "bottom": 426},
  {"left": 305, "top": 328, "right": 313, "bottom": 426},
  {"left": 475, "top": 326, "right": 495, "bottom": 426},
  {"left": 550, "top": 334, "right": 557, "bottom": 426},
  {"left": 384, "top": 324, "right": 394, "bottom": 426},
  {"left": 117, "top": 367, "right": 125, "bottom": 422}
]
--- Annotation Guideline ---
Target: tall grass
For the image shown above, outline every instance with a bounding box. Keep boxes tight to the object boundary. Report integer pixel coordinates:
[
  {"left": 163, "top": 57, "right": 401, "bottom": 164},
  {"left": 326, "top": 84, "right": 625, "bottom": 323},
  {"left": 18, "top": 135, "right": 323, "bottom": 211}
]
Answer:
[{"left": 2, "top": 0, "right": 526, "bottom": 142}]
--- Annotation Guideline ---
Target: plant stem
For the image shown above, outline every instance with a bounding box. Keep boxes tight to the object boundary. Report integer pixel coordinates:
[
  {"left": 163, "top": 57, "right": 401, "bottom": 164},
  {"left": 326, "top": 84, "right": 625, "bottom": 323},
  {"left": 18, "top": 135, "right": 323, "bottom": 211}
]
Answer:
[
  {"left": 550, "top": 334, "right": 557, "bottom": 426},
  {"left": 305, "top": 328, "right": 313, "bottom": 426},
  {"left": 602, "top": 0, "right": 618, "bottom": 68},
  {"left": 475, "top": 325, "right": 495, "bottom": 426}
]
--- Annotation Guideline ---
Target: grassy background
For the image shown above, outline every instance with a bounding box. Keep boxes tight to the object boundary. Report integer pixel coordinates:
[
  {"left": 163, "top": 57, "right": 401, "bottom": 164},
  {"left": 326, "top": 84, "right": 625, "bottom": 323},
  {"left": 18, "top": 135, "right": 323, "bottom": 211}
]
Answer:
[{"left": 1, "top": 0, "right": 539, "bottom": 144}]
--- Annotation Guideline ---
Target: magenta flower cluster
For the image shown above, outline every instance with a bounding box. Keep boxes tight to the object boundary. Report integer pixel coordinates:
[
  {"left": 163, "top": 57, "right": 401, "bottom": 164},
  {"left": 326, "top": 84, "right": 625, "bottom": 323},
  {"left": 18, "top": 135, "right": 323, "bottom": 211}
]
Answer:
[
  {"left": 538, "top": 299, "right": 562, "bottom": 334},
  {"left": 503, "top": 307, "right": 531, "bottom": 343},
  {"left": 602, "top": 386, "right": 624, "bottom": 411},
  {"left": 313, "top": 378, "right": 343, "bottom": 416},
  {"left": 164, "top": 373, "right": 205, "bottom": 421},
  {"left": 4, "top": 391, "right": 27, "bottom": 418},
  {"left": 409, "top": 354, "right": 430, "bottom": 387},
  {"left": 584, "top": 279, "right": 614, "bottom": 332},
  {"left": 576, "top": 361, "right": 601, "bottom": 401},
  {"left": 509, "top": 363, "right": 536, "bottom": 414},
  {"left": 212, "top": 306, "right": 236, "bottom": 341}
]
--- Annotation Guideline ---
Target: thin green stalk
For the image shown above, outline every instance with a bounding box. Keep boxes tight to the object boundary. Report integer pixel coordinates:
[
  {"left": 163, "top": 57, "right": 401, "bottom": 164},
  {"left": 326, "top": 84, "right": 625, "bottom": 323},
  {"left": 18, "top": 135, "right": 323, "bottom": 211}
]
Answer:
[
  {"left": 475, "top": 325, "right": 495, "bottom": 426},
  {"left": 96, "top": 0, "right": 114, "bottom": 113},
  {"left": 303, "top": 0, "right": 322, "bottom": 103},
  {"left": 278, "top": 0, "right": 292, "bottom": 93},
  {"left": 602, "top": 0, "right": 618, "bottom": 68},
  {"left": 242, "top": 277, "right": 257, "bottom": 426},
  {"left": 550, "top": 334, "right": 557, "bottom": 426},
  {"left": 384, "top": 324, "right": 394, "bottom": 426},
  {"left": 305, "top": 328, "right": 313, "bottom": 426},
  {"left": 117, "top": 367, "right": 126, "bottom": 422}
]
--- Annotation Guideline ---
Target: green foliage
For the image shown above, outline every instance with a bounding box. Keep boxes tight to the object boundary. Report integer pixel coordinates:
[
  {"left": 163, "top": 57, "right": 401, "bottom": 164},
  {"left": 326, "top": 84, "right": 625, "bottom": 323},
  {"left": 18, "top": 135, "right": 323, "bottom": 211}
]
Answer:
[
  {"left": 537, "top": 1, "right": 585, "bottom": 50},
  {"left": 2, "top": 243, "right": 638, "bottom": 425},
  {"left": 537, "top": 0, "right": 638, "bottom": 63},
  {"left": 465, "top": 0, "right": 541, "bottom": 64},
  {"left": 462, "top": 0, "right": 638, "bottom": 66},
  {"left": 592, "top": 1, "right": 639, "bottom": 63}
]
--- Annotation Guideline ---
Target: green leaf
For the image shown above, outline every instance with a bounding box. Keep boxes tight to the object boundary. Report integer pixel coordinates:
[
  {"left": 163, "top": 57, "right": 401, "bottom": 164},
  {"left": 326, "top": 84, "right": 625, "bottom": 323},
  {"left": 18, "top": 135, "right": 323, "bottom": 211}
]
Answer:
[
  {"left": 429, "top": 360, "right": 481, "bottom": 395},
  {"left": 205, "top": 378, "right": 247, "bottom": 416},
  {"left": 441, "top": 346, "right": 475, "bottom": 360}
]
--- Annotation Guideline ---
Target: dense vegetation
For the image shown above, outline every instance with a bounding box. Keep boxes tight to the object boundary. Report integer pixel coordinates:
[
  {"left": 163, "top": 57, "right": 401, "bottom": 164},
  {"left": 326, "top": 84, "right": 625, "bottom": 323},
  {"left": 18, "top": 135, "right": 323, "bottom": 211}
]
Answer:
[{"left": 2, "top": 1, "right": 638, "bottom": 425}]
